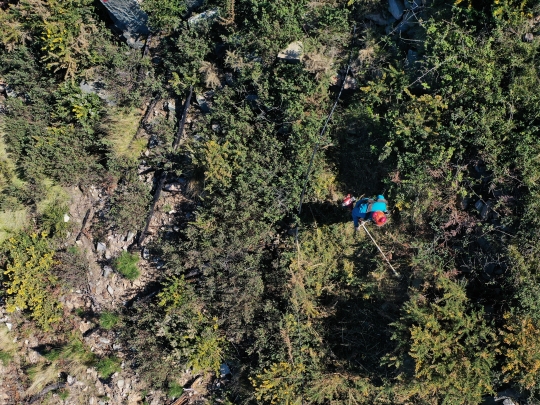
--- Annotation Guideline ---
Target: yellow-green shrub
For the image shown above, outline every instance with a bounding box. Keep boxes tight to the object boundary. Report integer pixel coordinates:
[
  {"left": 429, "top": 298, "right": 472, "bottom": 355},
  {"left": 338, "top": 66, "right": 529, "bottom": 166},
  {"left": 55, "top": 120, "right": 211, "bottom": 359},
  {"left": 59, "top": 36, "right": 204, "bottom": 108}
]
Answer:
[{"left": 3, "top": 232, "right": 62, "bottom": 329}]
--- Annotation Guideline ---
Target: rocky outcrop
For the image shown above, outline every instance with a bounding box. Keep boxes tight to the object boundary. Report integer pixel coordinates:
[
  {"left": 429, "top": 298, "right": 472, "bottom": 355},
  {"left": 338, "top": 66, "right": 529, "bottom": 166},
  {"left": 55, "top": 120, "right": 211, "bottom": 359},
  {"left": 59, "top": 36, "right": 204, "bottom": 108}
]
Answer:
[{"left": 99, "top": 0, "right": 149, "bottom": 48}]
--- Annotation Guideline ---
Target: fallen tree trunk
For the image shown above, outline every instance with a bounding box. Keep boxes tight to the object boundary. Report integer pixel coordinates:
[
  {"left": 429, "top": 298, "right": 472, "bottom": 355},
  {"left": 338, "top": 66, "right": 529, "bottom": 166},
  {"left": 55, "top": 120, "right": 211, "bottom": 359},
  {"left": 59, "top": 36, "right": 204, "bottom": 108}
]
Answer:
[
  {"left": 26, "top": 383, "right": 66, "bottom": 404},
  {"left": 137, "top": 33, "right": 153, "bottom": 83},
  {"left": 172, "top": 85, "right": 193, "bottom": 150},
  {"left": 138, "top": 170, "right": 167, "bottom": 246},
  {"left": 137, "top": 87, "right": 194, "bottom": 249},
  {"left": 75, "top": 209, "right": 91, "bottom": 242},
  {"left": 134, "top": 95, "right": 160, "bottom": 140}
]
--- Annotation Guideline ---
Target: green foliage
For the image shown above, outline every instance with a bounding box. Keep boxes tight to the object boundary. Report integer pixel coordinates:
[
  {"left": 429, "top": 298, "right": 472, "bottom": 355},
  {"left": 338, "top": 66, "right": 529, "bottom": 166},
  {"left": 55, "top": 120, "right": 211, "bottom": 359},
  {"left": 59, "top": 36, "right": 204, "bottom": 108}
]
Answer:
[
  {"left": 114, "top": 251, "right": 140, "bottom": 281},
  {"left": 26, "top": 336, "right": 96, "bottom": 395},
  {"left": 39, "top": 203, "right": 69, "bottom": 237},
  {"left": 2, "top": 232, "right": 62, "bottom": 330},
  {"left": 386, "top": 261, "right": 497, "bottom": 404},
  {"left": 0, "top": 350, "right": 13, "bottom": 366},
  {"left": 141, "top": 0, "right": 187, "bottom": 33},
  {"left": 498, "top": 313, "right": 540, "bottom": 391},
  {"left": 167, "top": 381, "right": 184, "bottom": 398},
  {"left": 96, "top": 356, "right": 121, "bottom": 379},
  {"left": 99, "top": 311, "right": 119, "bottom": 330},
  {"left": 108, "top": 173, "right": 151, "bottom": 233}
]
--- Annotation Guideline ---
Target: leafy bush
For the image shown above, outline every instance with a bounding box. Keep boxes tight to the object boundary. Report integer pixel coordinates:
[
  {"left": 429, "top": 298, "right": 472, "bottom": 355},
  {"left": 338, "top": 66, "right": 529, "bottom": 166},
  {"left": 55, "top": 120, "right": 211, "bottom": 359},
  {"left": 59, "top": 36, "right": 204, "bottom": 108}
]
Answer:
[
  {"left": 99, "top": 311, "right": 119, "bottom": 330},
  {"left": 0, "top": 350, "right": 12, "bottom": 366},
  {"left": 39, "top": 203, "right": 69, "bottom": 237},
  {"left": 141, "top": 0, "right": 187, "bottom": 33},
  {"left": 167, "top": 381, "right": 184, "bottom": 398},
  {"left": 108, "top": 173, "right": 151, "bottom": 233},
  {"left": 96, "top": 356, "right": 121, "bottom": 379},
  {"left": 114, "top": 251, "right": 140, "bottom": 281},
  {"left": 2, "top": 232, "right": 62, "bottom": 330},
  {"left": 27, "top": 336, "right": 95, "bottom": 396},
  {"left": 386, "top": 266, "right": 497, "bottom": 404}
]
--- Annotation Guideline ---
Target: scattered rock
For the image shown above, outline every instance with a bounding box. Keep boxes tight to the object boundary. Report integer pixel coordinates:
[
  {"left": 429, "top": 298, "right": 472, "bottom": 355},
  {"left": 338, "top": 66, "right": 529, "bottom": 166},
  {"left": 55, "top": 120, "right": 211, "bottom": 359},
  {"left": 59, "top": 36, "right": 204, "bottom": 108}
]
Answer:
[
  {"left": 103, "top": 266, "right": 113, "bottom": 277},
  {"left": 107, "top": 285, "right": 114, "bottom": 296},
  {"left": 220, "top": 363, "right": 231, "bottom": 377},
  {"left": 278, "top": 41, "right": 304, "bottom": 63},
  {"left": 5, "top": 85, "right": 17, "bottom": 98},
  {"left": 105, "top": 250, "right": 112, "bottom": 260},
  {"left": 331, "top": 72, "right": 357, "bottom": 89},
  {"left": 166, "top": 100, "right": 176, "bottom": 112},
  {"left": 80, "top": 80, "right": 116, "bottom": 106},
  {"left": 128, "top": 393, "right": 142, "bottom": 405},
  {"left": 100, "top": 337, "right": 111, "bottom": 345},
  {"left": 126, "top": 231, "right": 135, "bottom": 242},
  {"left": 95, "top": 381, "right": 106, "bottom": 396},
  {"left": 388, "top": 0, "right": 405, "bottom": 20},
  {"left": 63, "top": 214, "right": 70, "bottom": 222},
  {"left": 480, "top": 201, "right": 493, "bottom": 220},
  {"left": 474, "top": 200, "right": 484, "bottom": 211},
  {"left": 212, "top": 123, "right": 221, "bottom": 132},
  {"left": 188, "top": 8, "right": 219, "bottom": 26},
  {"left": 5, "top": 323, "right": 12, "bottom": 331},
  {"left": 117, "top": 379, "right": 125, "bottom": 389},
  {"left": 142, "top": 248, "right": 150, "bottom": 260},
  {"left": 67, "top": 375, "right": 76, "bottom": 385},
  {"left": 79, "top": 321, "right": 93, "bottom": 334},
  {"left": 113, "top": 343, "right": 122, "bottom": 350},
  {"left": 148, "top": 135, "right": 159, "bottom": 149},
  {"left": 163, "top": 182, "right": 183, "bottom": 192},
  {"left": 196, "top": 94, "right": 211, "bottom": 113},
  {"left": 523, "top": 33, "right": 534, "bottom": 43},
  {"left": 186, "top": 0, "right": 204, "bottom": 10},
  {"left": 96, "top": 242, "right": 107, "bottom": 253}
]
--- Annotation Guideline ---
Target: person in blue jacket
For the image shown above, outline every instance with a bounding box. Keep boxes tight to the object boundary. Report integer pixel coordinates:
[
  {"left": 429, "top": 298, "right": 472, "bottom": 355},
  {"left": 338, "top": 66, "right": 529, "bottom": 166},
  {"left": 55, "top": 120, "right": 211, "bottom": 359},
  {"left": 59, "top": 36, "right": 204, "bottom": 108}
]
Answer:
[{"left": 351, "top": 195, "right": 388, "bottom": 230}]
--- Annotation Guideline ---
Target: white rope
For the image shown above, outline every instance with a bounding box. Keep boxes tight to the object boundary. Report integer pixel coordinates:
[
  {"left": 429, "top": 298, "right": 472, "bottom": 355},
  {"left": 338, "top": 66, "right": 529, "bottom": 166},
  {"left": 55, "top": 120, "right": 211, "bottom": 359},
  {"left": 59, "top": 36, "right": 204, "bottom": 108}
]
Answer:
[{"left": 361, "top": 223, "right": 400, "bottom": 277}]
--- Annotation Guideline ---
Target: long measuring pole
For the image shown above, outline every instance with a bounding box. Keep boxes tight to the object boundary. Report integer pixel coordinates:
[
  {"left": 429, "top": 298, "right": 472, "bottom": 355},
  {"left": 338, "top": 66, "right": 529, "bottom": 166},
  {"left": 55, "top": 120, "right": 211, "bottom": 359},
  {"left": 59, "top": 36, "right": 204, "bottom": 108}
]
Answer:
[{"left": 361, "top": 223, "right": 400, "bottom": 277}]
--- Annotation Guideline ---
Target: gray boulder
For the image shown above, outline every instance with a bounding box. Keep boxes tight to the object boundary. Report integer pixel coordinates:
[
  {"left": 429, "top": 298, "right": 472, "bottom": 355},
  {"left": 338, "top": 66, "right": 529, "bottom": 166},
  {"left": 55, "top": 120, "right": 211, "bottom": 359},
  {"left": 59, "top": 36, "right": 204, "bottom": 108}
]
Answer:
[
  {"left": 5, "top": 85, "right": 17, "bottom": 98},
  {"left": 188, "top": 8, "right": 219, "bottom": 26},
  {"left": 80, "top": 80, "right": 116, "bottom": 106},
  {"left": 388, "top": 0, "right": 405, "bottom": 19},
  {"left": 278, "top": 41, "right": 304, "bottom": 63},
  {"left": 99, "top": 0, "right": 149, "bottom": 48},
  {"left": 196, "top": 94, "right": 211, "bottom": 113}
]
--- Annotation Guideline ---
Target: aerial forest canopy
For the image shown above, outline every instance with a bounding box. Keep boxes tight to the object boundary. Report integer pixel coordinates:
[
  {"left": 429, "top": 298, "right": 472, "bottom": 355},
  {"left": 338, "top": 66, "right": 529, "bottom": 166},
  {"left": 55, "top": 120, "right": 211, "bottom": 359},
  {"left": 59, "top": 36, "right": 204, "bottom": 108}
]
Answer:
[{"left": 1, "top": 0, "right": 540, "bottom": 404}]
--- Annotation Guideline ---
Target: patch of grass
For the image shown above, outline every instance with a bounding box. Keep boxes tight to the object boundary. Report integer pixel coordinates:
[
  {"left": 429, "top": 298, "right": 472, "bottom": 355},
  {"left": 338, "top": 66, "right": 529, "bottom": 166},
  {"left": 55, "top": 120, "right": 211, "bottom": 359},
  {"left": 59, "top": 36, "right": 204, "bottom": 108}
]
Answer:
[
  {"left": 168, "top": 381, "right": 184, "bottom": 398},
  {"left": 42, "top": 348, "right": 61, "bottom": 362},
  {"left": 58, "top": 389, "right": 69, "bottom": 400},
  {"left": 114, "top": 251, "right": 140, "bottom": 281},
  {"left": 0, "top": 350, "right": 13, "bottom": 366},
  {"left": 99, "top": 311, "right": 119, "bottom": 330},
  {"left": 0, "top": 209, "right": 28, "bottom": 244},
  {"left": 26, "top": 337, "right": 95, "bottom": 396},
  {"left": 96, "top": 356, "right": 121, "bottom": 379},
  {"left": 39, "top": 202, "right": 70, "bottom": 237},
  {"left": 105, "top": 108, "right": 146, "bottom": 161},
  {"left": 35, "top": 179, "right": 69, "bottom": 216}
]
